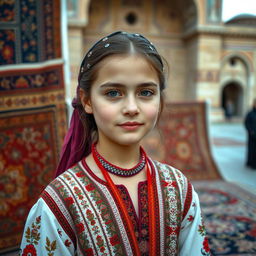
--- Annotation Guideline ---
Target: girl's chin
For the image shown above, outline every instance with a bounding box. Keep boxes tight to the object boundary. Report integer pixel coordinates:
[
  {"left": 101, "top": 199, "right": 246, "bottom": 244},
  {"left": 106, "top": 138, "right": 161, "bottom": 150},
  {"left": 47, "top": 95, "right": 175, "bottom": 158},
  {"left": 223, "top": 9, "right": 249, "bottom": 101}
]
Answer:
[
  {"left": 98, "top": 129, "right": 152, "bottom": 147},
  {"left": 108, "top": 137, "right": 144, "bottom": 148}
]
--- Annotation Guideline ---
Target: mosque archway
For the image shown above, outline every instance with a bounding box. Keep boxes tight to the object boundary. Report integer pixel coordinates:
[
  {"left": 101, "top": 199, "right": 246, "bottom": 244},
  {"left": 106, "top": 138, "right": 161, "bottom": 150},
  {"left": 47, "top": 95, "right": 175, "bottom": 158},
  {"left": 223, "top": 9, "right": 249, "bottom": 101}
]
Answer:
[
  {"left": 220, "top": 55, "right": 250, "bottom": 119},
  {"left": 221, "top": 82, "right": 243, "bottom": 118}
]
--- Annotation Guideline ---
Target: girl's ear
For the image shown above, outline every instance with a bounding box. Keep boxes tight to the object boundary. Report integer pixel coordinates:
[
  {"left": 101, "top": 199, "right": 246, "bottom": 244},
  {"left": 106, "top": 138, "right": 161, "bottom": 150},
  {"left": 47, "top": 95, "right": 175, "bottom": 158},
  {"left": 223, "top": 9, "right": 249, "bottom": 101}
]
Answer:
[{"left": 79, "top": 88, "right": 93, "bottom": 114}]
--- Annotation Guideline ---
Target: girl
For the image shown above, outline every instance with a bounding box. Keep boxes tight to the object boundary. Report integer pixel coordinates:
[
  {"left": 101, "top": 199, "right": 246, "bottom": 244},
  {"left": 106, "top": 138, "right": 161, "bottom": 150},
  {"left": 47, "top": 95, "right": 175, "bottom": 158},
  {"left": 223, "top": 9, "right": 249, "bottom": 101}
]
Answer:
[{"left": 20, "top": 31, "right": 210, "bottom": 255}]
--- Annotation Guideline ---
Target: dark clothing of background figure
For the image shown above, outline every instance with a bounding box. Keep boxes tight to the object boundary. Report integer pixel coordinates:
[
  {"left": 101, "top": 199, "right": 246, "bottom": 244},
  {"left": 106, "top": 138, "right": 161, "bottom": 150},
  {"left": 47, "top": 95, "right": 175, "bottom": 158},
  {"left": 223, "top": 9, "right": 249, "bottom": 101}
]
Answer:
[
  {"left": 244, "top": 107, "right": 256, "bottom": 169},
  {"left": 225, "top": 101, "right": 234, "bottom": 120}
]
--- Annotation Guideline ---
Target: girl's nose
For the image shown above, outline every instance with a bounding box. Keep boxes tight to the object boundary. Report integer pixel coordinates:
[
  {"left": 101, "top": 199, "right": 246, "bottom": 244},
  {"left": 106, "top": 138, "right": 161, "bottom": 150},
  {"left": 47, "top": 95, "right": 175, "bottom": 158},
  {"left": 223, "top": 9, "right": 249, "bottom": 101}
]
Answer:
[{"left": 122, "top": 96, "right": 140, "bottom": 116}]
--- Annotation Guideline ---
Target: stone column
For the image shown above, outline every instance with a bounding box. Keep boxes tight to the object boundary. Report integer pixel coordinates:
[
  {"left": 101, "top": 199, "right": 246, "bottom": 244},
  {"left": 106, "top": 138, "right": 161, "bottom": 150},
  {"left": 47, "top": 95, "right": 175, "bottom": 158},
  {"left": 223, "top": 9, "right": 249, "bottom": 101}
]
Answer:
[{"left": 195, "top": 34, "right": 223, "bottom": 121}]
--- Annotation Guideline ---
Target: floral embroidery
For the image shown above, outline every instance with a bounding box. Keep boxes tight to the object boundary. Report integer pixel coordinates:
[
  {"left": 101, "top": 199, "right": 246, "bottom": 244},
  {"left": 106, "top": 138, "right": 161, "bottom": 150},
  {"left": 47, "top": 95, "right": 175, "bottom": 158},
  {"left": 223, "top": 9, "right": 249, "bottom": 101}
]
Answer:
[
  {"left": 110, "top": 234, "right": 120, "bottom": 246},
  {"left": 24, "top": 216, "right": 41, "bottom": 245},
  {"left": 158, "top": 163, "right": 181, "bottom": 254},
  {"left": 161, "top": 180, "right": 177, "bottom": 188},
  {"left": 96, "top": 235, "right": 105, "bottom": 252},
  {"left": 162, "top": 180, "right": 169, "bottom": 187},
  {"left": 64, "top": 196, "right": 74, "bottom": 206},
  {"left": 166, "top": 226, "right": 179, "bottom": 236},
  {"left": 86, "top": 209, "right": 96, "bottom": 225},
  {"left": 117, "top": 185, "right": 139, "bottom": 237},
  {"left": 45, "top": 237, "right": 57, "bottom": 256},
  {"left": 187, "top": 215, "right": 194, "bottom": 222},
  {"left": 65, "top": 239, "right": 72, "bottom": 247},
  {"left": 74, "top": 186, "right": 84, "bottom": 200},
  {"left": 76, "top": 171, "right": 84, "bottom": 177},
  {"left": 198, "top": 224, "right": 206, "bottom": 236},
  {"left": 198, "top": 223, "right": 211, "bottom": 255},
  {"left": 22, "top": 244, "right": 37, "bottom": 256},
  {"left": 138, "top": 182, "right": 150, "bottom": 256},
  {"left": 22, "top": 216, "right": 41, "bottom": 255},
  {"left": 40, "top": 162, "right": 207, "bottom": 255},
  {"left": 86, "top": 183, "right": 95, "bottom": 191},
  {"left": 203, "top": 237, "right": 210, "bottom": 252},
  {"left": 170, "top": 181, "right": 178, "bottom": 188},
  {"left": 57, "top": 229, "right": 62, "bottom": 236},
  {"left": 84, "top": 248, "right": 94, "bottom": 255},
  {"left": 57, "top": 166, "right": 126, "bottom": 254},
  {"left": 76, "top": 222, "right": 85, "bottom": 234},
  {"left": 201, "top": 237, "right": 211, "bottom": 255}
]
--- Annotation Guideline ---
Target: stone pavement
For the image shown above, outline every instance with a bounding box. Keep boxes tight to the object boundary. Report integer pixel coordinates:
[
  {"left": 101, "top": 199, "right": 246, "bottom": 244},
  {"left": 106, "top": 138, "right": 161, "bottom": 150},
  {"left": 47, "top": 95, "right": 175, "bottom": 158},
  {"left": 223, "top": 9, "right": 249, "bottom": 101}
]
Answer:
[{"left": 209, "top": 121, "right": 256, "bottom": 194}]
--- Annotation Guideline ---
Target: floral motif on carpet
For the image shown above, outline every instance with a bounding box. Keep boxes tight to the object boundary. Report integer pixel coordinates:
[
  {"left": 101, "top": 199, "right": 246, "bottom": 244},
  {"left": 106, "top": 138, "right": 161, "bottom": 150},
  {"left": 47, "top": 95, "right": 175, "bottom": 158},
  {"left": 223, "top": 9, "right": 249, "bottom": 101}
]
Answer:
[
  {"left": 0, "top": 0, "right": 61, "bottom": 64},
  {"left": 0, "top": 106, "right": 62, "bottom": 250},
  {"left": 142, "top": 102, "right": 221, "bottom": 181},
  {"left": 0, "top": 63, "right": 64, "bottom": 95},
  {"left": 193, "top": 181, "right": 256, "bottom": 255}
]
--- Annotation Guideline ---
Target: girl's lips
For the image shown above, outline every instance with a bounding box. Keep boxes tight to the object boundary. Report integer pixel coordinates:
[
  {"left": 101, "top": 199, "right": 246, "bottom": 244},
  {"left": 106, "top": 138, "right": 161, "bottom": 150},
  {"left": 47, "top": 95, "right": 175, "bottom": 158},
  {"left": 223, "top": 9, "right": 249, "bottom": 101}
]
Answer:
[
  {"left": 120, "top": 122, "right": 142, "bottom": 125},
  {"left": 118, "top": 122, "right": 143, "bottom": 130}
]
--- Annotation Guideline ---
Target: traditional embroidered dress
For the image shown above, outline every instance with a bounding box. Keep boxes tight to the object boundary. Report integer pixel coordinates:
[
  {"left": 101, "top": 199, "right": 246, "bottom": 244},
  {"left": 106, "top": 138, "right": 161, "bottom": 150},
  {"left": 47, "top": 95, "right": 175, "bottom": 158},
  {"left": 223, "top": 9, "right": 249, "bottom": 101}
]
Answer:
[{"left": 20, "top": 159, "right": 210, "bottom": 255}]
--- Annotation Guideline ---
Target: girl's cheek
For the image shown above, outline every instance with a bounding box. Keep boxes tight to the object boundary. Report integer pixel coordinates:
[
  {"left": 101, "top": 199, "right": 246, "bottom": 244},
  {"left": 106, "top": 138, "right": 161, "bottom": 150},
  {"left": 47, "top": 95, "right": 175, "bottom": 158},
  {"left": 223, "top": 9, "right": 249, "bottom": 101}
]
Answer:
[
  {"left": 145, "top": 104, "right": 160, "bottom": 120},
  {"left": 93, "top": 104, "right": 117, "bottom": 120}
]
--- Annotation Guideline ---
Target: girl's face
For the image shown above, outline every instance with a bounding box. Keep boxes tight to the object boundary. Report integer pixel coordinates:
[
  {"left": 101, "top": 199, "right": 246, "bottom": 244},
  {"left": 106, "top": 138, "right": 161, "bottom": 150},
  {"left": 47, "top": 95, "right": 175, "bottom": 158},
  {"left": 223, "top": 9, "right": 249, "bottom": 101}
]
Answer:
[{"left": 82, "top": 54, "right": 161, "bottom": 148}]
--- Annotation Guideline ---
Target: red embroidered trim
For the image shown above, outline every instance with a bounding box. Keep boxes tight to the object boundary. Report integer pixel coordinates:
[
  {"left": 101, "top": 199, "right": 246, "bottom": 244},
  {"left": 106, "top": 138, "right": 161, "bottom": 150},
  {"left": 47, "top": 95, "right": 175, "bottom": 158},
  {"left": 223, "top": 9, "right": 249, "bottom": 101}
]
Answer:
[
  {"left": 182, "top": 181, "right": 193, "bottom": 220},
  {"left": 41, "top": 190, "right": 76, "bottom": 245},
  {"left": 148, "top": 160, "right": 161, "bottom": 254},
  {"left": 117, "top": 186, "right": 139, "bottom": 230},
  {"left": 138, "top": 181, "right": 149, "bottom": 249}
]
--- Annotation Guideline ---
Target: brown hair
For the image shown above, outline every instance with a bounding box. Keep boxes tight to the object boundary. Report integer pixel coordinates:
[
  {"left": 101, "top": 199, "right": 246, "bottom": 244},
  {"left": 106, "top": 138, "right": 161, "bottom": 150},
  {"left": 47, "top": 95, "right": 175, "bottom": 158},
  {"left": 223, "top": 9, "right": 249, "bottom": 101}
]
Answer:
[{"left": 75, "top": 31, "right": 167, "bottom": 156}]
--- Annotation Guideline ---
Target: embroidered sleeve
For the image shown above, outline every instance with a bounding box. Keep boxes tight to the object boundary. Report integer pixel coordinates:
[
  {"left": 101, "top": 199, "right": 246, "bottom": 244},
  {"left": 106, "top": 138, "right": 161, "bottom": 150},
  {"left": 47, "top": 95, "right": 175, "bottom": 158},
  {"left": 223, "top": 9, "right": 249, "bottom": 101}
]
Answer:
[
  {"left": 179, "top": 186, "right": 211, "bottom": 256},
  {"left": 20, "top": 198, "right": 75, "bottom": 255}
]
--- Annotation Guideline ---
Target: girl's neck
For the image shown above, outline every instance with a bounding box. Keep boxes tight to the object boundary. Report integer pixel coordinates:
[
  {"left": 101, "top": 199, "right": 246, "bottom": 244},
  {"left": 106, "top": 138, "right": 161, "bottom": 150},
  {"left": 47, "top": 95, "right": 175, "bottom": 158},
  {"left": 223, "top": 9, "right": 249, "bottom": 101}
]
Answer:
[{"left": 96, "top": 141, "right": 141, "bottom": 169}]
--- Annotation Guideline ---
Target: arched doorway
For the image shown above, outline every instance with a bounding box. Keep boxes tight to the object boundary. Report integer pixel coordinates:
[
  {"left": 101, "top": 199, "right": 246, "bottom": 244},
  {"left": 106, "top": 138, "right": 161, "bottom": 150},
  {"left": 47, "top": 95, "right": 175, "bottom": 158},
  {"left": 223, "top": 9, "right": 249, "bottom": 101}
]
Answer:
[{"left": 221, "top": 82, "right": 243, "bottom": 118}]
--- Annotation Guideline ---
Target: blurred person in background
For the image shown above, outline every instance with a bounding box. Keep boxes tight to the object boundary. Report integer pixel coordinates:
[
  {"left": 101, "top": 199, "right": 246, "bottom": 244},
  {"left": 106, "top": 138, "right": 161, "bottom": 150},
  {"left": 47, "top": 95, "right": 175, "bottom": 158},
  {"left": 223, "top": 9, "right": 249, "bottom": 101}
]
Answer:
[
  {"left": 245, "top": 98, "right": 256, "bottom": 170},
  {"left": 225, "top": 99, "right": 234, "bottom": 121}
]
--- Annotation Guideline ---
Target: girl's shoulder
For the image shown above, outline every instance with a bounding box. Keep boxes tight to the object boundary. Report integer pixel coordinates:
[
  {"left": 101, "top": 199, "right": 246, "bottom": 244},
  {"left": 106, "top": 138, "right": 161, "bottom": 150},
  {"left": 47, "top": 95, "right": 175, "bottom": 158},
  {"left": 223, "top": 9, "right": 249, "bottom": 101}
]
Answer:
[
  {"left": 152, "top": 159, "right": 186, "bottom": 177},
  {"left": 43, "top": 163, "right": 83, "bottom": 194},
  {"left": 54, "top": 162, "right": 83, "bottom": 181},
  {"left": 151, "top": 159, "right": 189, "bottom": 188}
]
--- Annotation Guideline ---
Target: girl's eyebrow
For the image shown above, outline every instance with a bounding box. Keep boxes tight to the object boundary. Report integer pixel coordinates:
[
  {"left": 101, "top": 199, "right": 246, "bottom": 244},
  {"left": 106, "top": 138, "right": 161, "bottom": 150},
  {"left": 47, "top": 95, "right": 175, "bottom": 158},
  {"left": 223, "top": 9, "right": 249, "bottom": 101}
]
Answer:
[{"left": 99, "top": 82, "right": 159, "bottom": 88}]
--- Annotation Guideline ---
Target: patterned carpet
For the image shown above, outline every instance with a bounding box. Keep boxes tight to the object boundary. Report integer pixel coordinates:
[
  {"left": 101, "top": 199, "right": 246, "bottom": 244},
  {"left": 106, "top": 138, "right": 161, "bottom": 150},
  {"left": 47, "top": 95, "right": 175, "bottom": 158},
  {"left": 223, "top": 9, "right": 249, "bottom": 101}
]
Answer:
[
  {"left": 0, "top": 0, "right": 61, "bottom": 64},
  {"left": 142, "top": 102, "right": 221, "bottom": 181},
  {"left": 193, "top": 181, "right": 256, "bottom": 256},
  {"left": 0, "top": 106, "right": 64, "bottom": 250},
  {"left": 0, "top": 0, "right": 66, "bottom": 252}
]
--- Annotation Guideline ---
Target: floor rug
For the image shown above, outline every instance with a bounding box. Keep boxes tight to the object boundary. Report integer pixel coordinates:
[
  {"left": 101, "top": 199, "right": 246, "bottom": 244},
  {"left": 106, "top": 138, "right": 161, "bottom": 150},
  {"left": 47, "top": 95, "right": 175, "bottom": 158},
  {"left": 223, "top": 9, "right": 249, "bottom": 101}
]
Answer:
[
  {"left": 0, "top": 106, "right": 62, "bottom": 251},
  {"left": 142, "top": 102, "right": 221, "bottom": 180},
  {"left": 193, "top": 181, "right": 256, "bottom": 256}
]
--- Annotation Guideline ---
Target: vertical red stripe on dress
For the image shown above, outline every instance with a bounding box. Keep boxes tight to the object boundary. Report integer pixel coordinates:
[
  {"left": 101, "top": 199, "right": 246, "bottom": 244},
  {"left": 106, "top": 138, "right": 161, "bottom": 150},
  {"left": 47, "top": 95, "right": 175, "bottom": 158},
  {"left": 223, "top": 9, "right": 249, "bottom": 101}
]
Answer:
[{"left": 182, "top": 181, "right": 192, "bottom": 220}]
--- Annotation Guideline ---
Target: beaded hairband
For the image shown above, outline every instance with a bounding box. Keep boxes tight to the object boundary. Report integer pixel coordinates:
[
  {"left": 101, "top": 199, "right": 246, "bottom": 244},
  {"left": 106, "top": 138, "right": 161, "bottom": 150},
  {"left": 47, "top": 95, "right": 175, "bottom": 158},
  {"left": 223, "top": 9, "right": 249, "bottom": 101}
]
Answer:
[{"left": 79, "top": 31, "right": 160, "bottom": 76}]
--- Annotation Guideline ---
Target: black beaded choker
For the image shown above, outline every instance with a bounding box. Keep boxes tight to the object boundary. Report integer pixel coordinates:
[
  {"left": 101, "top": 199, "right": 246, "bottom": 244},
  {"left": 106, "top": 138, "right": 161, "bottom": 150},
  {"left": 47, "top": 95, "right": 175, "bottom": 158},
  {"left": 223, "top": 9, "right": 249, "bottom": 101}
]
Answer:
[{"left": 92, "top": 144, "right": 146, "bottom": 177}]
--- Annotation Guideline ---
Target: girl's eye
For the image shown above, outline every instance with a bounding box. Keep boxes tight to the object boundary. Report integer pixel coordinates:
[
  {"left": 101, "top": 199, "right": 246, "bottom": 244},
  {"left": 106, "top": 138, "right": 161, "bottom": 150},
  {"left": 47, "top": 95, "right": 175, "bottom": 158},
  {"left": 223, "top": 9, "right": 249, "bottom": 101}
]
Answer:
[
  {"left": 105, "top": 90, "right": 122, "bottom": 98},
  {"left": 139, "top": 90, "right": 154, "bottom": 97}
]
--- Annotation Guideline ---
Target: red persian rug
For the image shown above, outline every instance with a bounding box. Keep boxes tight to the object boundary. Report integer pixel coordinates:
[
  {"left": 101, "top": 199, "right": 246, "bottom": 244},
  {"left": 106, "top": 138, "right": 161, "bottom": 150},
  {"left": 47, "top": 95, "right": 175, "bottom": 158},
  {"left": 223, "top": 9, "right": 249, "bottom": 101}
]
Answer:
[
  {"left": 142, "top": 102, "right": 221, "bottom": 181},
  {"left": 193, "top": 181, "right": 256, "bottom": 256},
  {"left": 0, "top": 0, "right": 66, "bottom": 252},
  {"left": 0, "top": 106, "right": 65, "bottom": 251}
]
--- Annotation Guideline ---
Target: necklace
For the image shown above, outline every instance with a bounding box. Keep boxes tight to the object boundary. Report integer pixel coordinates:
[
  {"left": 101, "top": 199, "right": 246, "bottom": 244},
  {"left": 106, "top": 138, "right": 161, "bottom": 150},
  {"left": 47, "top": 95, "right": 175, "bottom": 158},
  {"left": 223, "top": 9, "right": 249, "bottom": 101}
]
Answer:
[
  {"left": 91, "top": 144, "right": 158, "bottom": 255},
  {"left": 92, "top": 144, "right": 146, "bottom": 177}
]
